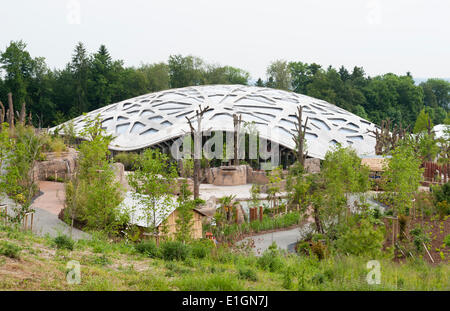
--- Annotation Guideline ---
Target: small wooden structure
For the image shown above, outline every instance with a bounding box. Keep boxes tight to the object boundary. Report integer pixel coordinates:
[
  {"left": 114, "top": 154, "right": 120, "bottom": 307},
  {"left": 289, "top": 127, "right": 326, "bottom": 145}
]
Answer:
[
  {"left": 22, "top": 211, "right": 35, "bottom": 231},
  {"left": 361, "top": 157, "right": 388, "bottom": 189},
  {"left": 159, "top": 208, "right": 207, "bottom": 240},
  {"left": 121, "top": 192, "right": 208, "bottom": 241}
]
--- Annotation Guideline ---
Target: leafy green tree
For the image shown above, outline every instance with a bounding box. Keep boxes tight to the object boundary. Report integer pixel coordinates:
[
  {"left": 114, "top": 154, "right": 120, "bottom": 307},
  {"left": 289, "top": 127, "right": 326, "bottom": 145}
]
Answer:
[
  {"left": 70, "top": 42, "right": 90, "bottom": 113},
  {"left": 88, "top": 45, "right": 115, "bottom": 109},
  {"left": 420, "top": 78, "right": 450, "bottom": 110},
  {"left": 175, "top": 180, "right": 196, "bottom": 243},
  {"left": 0, "top": 124, "right": 44, "bottom": 221},
  {"left": 0, "top": 40, "right": 35, "bottom": 112},
  {"left": 0, "top": 123, "right": 12, "bottom": 174},
  {"left": 320, "top": 145, "right": 370, "bottom": 227},
  {"left": 383, "top": 143, "right": 423, "bottom": 216},
  {"left": 204, "top": 65, "right": 249, "bottom": 85},
  {"left": 127, "top": 148, "right": 178, "bottom": 240},
  {"left": 139, "top": 62, "right": 170, "bottom": 92},
  {"left": 424, "top": 106, "right": 447, "bottom": 125},
  {"left": 414, "top": 109, "right": 433, "bottom": 133},
  {"left": 255, "top": 78, "right": 264, "bottom": 87},
  {"left": 65, "top": 115, "right": 124, "bottom": 233},
  {"left": 168, "top": 54, "right": 205, "bottom": 88},
  {"left": 266, "top": 60, "right": 291, "bottom": 90}
]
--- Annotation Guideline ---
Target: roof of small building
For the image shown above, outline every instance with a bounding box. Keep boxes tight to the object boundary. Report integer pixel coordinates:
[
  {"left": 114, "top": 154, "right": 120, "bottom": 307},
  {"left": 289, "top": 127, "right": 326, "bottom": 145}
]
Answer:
[
  {"left": 119, "top": 191, "right": 206, "bottom": 228},
  {"left": 119, "top": 192, "right": 177, "bottom": 228},
  {"left": 361, "top": 157, "right": 389, "bottom": 172}
]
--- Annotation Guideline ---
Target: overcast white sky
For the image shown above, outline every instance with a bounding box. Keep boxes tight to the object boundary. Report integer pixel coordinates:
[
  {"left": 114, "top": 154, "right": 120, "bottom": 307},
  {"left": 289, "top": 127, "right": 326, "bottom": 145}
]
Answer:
[{"left": 2, "top": 0, "right": 449, "bottom": 80}]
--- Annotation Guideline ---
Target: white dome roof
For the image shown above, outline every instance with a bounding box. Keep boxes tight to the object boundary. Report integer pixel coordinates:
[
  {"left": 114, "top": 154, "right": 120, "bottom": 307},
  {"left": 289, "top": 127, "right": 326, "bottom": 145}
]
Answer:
[{"left": 53, "top": 85, "right": 377, "bottom": 160}]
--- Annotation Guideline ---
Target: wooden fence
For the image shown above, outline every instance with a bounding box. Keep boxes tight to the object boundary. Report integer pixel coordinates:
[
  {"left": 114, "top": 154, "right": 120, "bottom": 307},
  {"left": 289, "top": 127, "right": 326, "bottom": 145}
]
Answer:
[{"left": 422, "top": 161, "right": 449, "bottom": 185}]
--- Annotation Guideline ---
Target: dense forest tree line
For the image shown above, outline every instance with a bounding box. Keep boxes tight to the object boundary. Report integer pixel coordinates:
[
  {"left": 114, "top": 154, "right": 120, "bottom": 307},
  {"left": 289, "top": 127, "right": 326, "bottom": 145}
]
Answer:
[{"left": 0, "top": 40, "right": 448, "bottom": 128}]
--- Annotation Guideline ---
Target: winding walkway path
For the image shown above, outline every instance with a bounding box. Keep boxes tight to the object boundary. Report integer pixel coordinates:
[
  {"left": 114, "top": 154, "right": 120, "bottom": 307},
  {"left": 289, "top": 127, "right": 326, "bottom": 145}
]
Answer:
[{"left": 1, "top": 181, "right": 89, "bottom": 240}]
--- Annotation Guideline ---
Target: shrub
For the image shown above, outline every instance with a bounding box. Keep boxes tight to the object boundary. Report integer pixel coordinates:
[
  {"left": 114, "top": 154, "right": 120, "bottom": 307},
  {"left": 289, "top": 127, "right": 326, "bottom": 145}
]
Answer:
[
  {"left": 257, "top": 243, "right": 283, "bottom": 272},
  {"left": 237, "top": 267, "right": 258, "bottom": 282},
  {"left": 310, "top": 241, "right": 327, "bottom": 260},
  {"left": 0, "top": 241, "right": 21, "bottom": 259},
  {"left": 444, "top": 234, "right": 450, "bottom": 248},
  {"left": 161, "top": 241, "right": 190, "bottom": 261},
  {"left": 410, "top": 226, "right": 431, "bottom": 252},
  {"left": 311, "top": 272, "right": 326, "bottom": 284},
  {"left": 282, "top": 267, "right": 295, "bottom": 289},
  {"left": 296, "top": 241, "right": 311, "bottom": 256},
  {"left": 334, "top": 218, "right": 385, "bottom": 257},
  {"left": 135, "top": 240, "right": 159, "bottom": 258},
  {"left": 114, "top": 152, "right": 140, "bottom": 171},
  {"left": 53, "top": 235, "right": 74, "bottom": 251},
  {"left": 48, "top": 137, "right": 67, "bottom": 154},
  {"left": 190, "top": 239, "right": 214, "bottom": 259}
]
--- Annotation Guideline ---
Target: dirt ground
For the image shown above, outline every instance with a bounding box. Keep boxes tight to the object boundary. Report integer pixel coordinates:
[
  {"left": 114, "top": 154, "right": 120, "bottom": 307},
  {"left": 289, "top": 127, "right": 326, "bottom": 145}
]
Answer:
[{"left": 383, "top": 215, "right": 450, "bottom": 265}]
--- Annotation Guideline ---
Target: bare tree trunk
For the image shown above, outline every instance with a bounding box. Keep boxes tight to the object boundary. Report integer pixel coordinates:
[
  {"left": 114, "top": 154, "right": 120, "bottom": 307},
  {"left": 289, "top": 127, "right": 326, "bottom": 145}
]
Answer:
[
  {"left": 193, "top": 157, "right": 200, "bottom": 199},
  {"left": 186, "top": 105, "right": 210, "bottom": 200},
  {"left": 7, "top": 93, "right": 14, "bottom": 131},
  {"left": 292, "top": 106, "right": 309, "bottom": 167},
  {"left": 313, "top": 205, "right": 323, "bottom": 234},
  {"left": 0, "top": 101, "right": 5, "bottom": 125},
  {"left": 19, "top": 102, "right": 26, "bottom": 125},
  {"left": 233, "top": 114, "right": 242, "bottom": 166}
]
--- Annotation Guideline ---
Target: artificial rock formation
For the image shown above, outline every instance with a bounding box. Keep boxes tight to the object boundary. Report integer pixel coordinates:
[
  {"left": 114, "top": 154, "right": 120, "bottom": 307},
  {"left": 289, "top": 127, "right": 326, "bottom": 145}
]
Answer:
[
  {"left": 209, "top": 165, "right": 247, "bottom": 186},
  {"left": 33, "top": 148, "right": 78, "bottom": 182}
]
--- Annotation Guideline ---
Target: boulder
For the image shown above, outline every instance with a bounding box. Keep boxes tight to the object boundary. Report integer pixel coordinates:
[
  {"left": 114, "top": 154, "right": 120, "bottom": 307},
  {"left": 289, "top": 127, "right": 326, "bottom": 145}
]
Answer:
[{"left": 304, "top": 158, "right": 320, "bottom": 174}]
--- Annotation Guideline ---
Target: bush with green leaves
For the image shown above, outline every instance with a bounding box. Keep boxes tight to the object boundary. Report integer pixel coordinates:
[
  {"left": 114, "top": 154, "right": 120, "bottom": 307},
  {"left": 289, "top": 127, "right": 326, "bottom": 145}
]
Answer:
[
  {"left": 410, "top": 226, "right": 431, "bottom": 252},
  {"left": 63, "top": 115, "right": 125, "bottom": 234},
  {"left": 444, "top": 234, "right": 450, "bottom": 248},
  {"left": 53, "top": 234, "right": 74, "bottom": 250},
  {"left": 161, "top": 241, "right": 191, "bottom": 261},
  {"left": 113, "top": 152, "right": 140, "bottom": 171},
  {"left": 0, "top": 241, "right": 21, "bottom": 259},
  {"left": 257, "top": 242, "right": 283, "bottom": 272},
  {"left": 431, "top": 182, "right": 450, "bottom": 219},
  {"left": 135, "top": 240, "right": 160, "bottom": 258},
  {"left": 0, "top": 124, "right": 44, "bottom": 216},
  {"left": 190, "top": 239, "right": 214, "bottom": 259},
  {"left": 237, "top": 266, "right": 258, "bottom": 282},
  {"left": 334, "top": 217, "right": 385, "bottom": 258}
]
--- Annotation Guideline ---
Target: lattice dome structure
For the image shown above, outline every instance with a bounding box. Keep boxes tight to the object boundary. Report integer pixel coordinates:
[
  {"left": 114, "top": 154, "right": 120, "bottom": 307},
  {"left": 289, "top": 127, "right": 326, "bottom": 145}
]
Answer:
[{"left": 52, "top": 85, "right": 378, "bottom": 160}]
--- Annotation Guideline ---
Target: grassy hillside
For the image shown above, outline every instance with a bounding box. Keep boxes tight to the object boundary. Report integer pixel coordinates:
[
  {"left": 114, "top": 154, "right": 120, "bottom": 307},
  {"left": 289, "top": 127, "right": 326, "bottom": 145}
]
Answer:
[{"left": 0, "top": 225, "right": 448, "bottom": 291}]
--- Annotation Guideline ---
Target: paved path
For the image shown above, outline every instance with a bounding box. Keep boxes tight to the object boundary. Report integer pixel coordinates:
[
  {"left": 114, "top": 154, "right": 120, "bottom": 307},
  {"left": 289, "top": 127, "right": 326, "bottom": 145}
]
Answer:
[
  {"left": 238, "top": 223, "right": 314, "bottom": 256},
  {"left": 1, "top": 182, "right": 89, "bottom": 240}
]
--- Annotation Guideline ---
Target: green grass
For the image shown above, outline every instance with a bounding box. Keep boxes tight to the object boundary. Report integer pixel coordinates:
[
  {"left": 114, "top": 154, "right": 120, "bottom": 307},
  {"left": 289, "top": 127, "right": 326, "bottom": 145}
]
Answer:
[{"left": 0, "top": 226, "right": 449, "bottom": 291}]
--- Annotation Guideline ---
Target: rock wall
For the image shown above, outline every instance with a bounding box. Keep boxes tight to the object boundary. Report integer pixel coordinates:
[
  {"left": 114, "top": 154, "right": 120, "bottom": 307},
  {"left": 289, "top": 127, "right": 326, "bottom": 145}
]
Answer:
[
  {"left": 209, "top": 165, "right": 247, "bottom": 186},
  {"left": 33, "top": 148, "right": 78, "bottom": 182},
  {"left": 304, "top": 158, "right": 321, "bottom": 174},
  {"left": 246, "top": 166, "right": 270, "bottom": 184}
]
